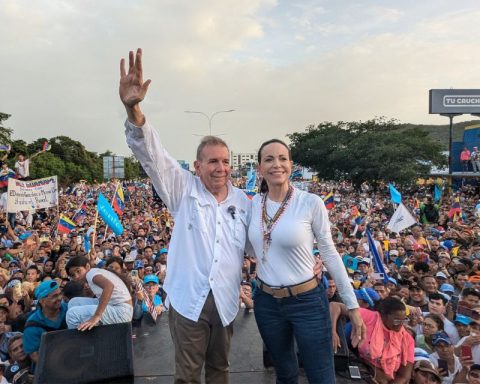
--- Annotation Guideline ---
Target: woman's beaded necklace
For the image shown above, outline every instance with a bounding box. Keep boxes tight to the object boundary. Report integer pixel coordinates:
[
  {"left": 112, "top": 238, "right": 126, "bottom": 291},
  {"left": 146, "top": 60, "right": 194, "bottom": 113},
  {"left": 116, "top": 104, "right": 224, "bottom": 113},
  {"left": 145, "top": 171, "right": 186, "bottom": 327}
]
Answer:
[{"left": 260, "top": 185, "right": 294, "bottom": 262}]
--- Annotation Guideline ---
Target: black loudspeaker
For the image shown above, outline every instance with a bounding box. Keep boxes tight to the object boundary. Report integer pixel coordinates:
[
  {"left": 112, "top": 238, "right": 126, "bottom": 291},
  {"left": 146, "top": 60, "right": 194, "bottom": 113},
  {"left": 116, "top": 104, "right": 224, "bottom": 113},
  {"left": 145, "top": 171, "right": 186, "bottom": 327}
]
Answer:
[
  {"left": 334, "top": 317, "right": 350, "bottom": 372},
  {"left": 34, "top": 322, "right": 134, "bottom": 384}
]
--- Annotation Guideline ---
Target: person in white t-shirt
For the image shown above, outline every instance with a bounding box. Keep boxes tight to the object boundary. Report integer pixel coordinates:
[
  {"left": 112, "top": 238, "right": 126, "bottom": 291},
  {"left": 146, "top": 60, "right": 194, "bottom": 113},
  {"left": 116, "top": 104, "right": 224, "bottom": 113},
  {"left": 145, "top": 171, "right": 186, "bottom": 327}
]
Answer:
[
  {"left": 14, "top": 152, "right": 42, "bottom": 180},
  {"left": 65, "top": 256, "right": 133, "bottom": 330}
]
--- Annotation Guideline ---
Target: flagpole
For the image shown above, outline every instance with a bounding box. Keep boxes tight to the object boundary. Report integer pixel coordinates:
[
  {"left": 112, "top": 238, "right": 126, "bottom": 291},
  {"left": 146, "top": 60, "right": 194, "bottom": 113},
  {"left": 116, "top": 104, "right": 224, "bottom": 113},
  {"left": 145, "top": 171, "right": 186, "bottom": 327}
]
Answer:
[{"left": 90, "top": 209, "right": 99, "bottom": 264}]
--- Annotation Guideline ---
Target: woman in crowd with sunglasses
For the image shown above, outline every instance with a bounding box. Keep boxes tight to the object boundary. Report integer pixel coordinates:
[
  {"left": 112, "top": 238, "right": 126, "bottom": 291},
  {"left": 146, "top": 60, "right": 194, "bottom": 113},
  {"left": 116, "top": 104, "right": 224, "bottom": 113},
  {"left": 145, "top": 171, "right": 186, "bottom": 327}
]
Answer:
[{"left": 331, "top": 296, "right": 414, "bottom": 384}]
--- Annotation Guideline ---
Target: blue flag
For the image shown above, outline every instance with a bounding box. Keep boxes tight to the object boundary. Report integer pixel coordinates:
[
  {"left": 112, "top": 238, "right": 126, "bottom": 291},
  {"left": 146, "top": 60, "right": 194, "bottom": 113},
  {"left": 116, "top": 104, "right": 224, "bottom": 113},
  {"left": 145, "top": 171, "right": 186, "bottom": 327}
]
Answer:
[
  {"left": 246, "top": 165, "right": 256, "bottom": 191},
  {"left": 366, "top": 229, "right": 389, "bottom": 284},
  {"left": 434, "top": 185, "right": 442, "bottom": 202},
  {"left": 388, "top": 183, "right": 402, "bottom": 204},
  {"left": 97, "top": 193, "right": 123, "bottom": 235}
]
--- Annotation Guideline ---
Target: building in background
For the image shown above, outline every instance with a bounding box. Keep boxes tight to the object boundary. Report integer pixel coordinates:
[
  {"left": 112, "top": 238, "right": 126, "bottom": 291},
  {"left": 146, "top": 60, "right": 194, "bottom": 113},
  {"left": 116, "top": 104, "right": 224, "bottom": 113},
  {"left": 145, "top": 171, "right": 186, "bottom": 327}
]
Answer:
[{"left": 230, "top": 152, "right": 258, "bottom": 170}]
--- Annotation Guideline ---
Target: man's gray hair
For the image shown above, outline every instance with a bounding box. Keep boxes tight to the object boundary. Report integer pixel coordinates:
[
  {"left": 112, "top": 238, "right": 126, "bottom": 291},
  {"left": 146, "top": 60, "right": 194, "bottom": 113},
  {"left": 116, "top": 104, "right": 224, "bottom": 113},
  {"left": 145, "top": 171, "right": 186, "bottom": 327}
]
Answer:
[{"left": 196, "top": 136, "right": 229, "bottom": 160}]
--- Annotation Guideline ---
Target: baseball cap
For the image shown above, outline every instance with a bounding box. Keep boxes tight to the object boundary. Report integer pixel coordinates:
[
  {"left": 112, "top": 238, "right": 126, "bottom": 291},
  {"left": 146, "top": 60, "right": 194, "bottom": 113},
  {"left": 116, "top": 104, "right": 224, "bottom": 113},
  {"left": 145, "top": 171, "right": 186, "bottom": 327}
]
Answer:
[
  {"left": 435, "top": 271, "right": 448, "bottom": 280},
  {"left": 124, "top": 251, "right": 136, "bottom": 263},
  {"left": 387, "top": 277, "right": 397, "bottom": 286},
  {"left": 159, "top": 248, "right": 168, "bottom": 255},
  {"left": 440, "top": 240, "right": 454, "bottom": 250},
  {"left": 35, "top": 280, "right": 60, "bottom": 300},
  {"left": 413, "top": 360, "right": 441, "bottom": 382},
  {"left": 438, "top": 251, "right": 451, "bottom": 260},
  {"left": 354, "top": 288, "right": 380, "bottom": 308},
  {"left": 439, "top": 283, "right": 455, "bottom": 294},
  {"left": 389, "top": 250, "right": 399, "bottom": 257},
  {"left": 454, "top": 314, "right": 472, "bottom": 325},
  {"left": 431, "top": 331, "right": 451, "bottom": 346},
  {"left": 134, "top": 260, "right": 144, "bottom": 270},
  {"left": 414, "top": 347, "right": 431, "bottom": 362},
  {"left": 413, "top": 244, "right": 424, "bottom": 251},
  {"left": 143, "top": 275, "right": 159, "bottom": 285}
]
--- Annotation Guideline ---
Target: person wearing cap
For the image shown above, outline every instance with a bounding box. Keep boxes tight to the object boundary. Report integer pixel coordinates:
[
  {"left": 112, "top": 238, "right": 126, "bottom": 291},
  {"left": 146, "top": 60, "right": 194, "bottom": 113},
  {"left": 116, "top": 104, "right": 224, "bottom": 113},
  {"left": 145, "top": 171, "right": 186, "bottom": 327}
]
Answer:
[
  {"left": 133, "top": 275, "right": 163, "bottom": 322},
  {"left": 455, "top": 317, "right": 480, "bottom": 366},
  {"left": 429, "top": 331, "right": 462, "bottom": 382},
  {"left": 22, "top": 280, "right": 67, "bottom": 363},
  {"left": 411, "top": 360, "right": 442, "bottom": 384},
  {"left": 454, "top": 314, "right": 472, "bottom": 338},
  {"left": 124, "top": 251, "right": 136, "bottom": 272},
  {"left": 408, "top": 282, "right": 429, "bottom": 312},
  {"left": 65, "top": 256, "right": 132, "bottom": 331},
  {"left": 134, "top": 260, "right": 145, "bottom": 281}
]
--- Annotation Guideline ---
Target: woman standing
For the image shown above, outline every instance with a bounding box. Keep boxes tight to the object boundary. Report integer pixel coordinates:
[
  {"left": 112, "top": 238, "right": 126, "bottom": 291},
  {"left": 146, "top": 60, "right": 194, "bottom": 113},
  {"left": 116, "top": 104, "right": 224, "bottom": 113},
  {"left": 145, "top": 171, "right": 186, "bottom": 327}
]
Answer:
[{"left": 248, "top": 139, "right": 365, "bottom": 383}]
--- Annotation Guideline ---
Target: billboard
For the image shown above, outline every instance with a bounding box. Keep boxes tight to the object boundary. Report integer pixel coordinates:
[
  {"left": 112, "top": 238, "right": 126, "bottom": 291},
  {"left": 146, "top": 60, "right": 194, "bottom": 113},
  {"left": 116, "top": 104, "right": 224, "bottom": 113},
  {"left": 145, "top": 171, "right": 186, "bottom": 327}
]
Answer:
[
  {"left": 429, "top": 89, "right": 480, "bottom": 114},
  {"left": 103, "top": 156, "right": 125, "bottom": 180}
]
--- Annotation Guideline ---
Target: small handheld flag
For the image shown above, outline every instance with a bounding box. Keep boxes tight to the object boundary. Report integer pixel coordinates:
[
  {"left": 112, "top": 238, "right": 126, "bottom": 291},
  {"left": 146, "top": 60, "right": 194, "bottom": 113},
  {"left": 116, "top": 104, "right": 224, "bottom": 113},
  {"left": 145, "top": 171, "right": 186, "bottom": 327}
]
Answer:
[
  {"left": 388, "top": 183, "right": 402, "bottom": 204},
  {"left": 366, "top": 228, "right": 389, "bottom": 284},
  {"left": 323, "top": 192, "right": 335, "bottom": 210},
  {"left": 57, "top": 215, "right": 76, "bottom": 234},
  {"left": 112, "top": 185, "right": 125, "bottom": 216},
  {"left": 97, "top": 193, "right": 123, "bottom": 235}
]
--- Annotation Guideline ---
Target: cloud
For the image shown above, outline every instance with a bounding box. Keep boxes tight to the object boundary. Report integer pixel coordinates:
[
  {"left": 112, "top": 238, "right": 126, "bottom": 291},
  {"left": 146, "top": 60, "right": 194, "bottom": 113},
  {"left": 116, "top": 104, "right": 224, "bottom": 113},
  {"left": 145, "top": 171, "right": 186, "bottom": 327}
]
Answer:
[{"left": 1, "top": 1, "right": 480, "bottom": 167}]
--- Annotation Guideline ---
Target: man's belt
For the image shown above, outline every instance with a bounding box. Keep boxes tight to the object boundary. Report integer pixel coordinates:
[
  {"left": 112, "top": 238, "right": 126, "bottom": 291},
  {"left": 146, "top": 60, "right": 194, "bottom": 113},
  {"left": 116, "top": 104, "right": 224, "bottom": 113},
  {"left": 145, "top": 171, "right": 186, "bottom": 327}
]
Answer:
[{"left": 258, "top": 277, "right": 318, "bottom": 298}]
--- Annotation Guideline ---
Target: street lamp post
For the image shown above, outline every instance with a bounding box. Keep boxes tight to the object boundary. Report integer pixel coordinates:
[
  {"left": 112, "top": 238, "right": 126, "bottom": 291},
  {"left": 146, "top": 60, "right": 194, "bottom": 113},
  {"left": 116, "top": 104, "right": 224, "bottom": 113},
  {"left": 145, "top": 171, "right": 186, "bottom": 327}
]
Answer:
[{"left": 185, "top": 109, "right": 235, "bottom": 136}]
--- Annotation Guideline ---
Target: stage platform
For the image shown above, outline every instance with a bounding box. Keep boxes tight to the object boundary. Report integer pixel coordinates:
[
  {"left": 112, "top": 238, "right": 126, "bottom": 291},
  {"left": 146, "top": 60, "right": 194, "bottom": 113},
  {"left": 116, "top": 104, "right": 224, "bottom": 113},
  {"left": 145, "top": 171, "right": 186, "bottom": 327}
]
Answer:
[{"left": 131, "top": 310, "right": 366, "bottom": 383}]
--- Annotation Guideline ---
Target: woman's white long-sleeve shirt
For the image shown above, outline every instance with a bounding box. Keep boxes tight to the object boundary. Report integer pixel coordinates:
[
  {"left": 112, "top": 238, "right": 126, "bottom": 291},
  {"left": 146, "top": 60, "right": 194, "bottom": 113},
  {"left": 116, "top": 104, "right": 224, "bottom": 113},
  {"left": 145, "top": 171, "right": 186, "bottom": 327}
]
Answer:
[{"left": 248, "top": 187, "right": 358, "bottom": 309}]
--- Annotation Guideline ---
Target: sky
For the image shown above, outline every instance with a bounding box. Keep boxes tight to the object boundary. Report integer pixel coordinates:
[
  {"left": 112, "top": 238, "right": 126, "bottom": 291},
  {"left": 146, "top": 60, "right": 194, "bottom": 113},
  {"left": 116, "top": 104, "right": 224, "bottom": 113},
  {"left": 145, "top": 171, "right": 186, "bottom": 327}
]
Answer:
[{"left": 1, "top": 0, "right": 480, "bottom": 165}]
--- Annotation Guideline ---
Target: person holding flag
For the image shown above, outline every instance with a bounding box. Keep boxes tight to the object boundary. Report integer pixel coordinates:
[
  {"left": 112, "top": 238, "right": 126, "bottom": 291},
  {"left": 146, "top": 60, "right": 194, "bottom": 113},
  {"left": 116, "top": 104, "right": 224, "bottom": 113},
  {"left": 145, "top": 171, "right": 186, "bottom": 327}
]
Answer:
[{"left": 133, "top": 275, "right": 163, "bottom": 323}]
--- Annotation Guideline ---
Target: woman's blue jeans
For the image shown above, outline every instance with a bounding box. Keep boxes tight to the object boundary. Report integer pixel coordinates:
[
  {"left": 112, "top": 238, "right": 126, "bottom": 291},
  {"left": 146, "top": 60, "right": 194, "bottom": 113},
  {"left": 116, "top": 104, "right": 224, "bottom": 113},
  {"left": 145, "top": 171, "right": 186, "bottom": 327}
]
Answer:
[{"left": 254, "top": 284, "right": 335, "bottom": 384}]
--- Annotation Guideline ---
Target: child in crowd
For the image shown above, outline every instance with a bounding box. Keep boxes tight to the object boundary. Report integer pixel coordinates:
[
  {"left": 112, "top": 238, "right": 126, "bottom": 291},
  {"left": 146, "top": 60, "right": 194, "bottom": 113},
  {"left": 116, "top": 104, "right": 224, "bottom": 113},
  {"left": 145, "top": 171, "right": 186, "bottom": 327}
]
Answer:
[{"left": 65, "top": 256, "right": 133, "bottom": 330}]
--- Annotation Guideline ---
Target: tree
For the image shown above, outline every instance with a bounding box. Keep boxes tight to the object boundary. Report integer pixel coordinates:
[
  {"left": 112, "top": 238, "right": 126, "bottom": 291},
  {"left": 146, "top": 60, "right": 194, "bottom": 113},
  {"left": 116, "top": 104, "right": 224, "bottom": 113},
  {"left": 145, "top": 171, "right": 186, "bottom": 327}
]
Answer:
[
  {"left": 125, "top": 156, "right": 140, "bottom": 180},
  {"left": 0, "top": 113, "right": 13, "bottom": 145},
  {"left": 288, "top": 117, "right": 447, "bottom": 188}
]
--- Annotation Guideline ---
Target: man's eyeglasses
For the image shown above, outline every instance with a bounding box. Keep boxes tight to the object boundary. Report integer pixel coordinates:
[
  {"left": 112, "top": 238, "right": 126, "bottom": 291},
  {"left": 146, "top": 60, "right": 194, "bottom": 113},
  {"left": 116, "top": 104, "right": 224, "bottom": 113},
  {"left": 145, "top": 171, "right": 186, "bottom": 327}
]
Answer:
[{"left": 392, "top": 319, "right": 409, "bottom": 326}]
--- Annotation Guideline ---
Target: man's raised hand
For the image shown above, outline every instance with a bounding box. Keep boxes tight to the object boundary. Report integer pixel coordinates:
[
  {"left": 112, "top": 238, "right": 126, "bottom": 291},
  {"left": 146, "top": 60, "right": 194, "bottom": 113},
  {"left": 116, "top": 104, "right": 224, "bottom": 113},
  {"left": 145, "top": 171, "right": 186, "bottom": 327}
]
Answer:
[{"left": 119, "top": 48, "right": 151, "bottom": 125}]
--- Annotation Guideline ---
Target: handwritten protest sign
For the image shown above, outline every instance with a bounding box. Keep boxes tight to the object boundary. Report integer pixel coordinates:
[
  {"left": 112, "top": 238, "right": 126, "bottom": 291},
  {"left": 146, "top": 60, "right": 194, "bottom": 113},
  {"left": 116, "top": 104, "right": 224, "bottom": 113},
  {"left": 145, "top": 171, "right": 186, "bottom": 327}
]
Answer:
[{"left": 7, "top": 176, "right": 58, "bottom": 212}]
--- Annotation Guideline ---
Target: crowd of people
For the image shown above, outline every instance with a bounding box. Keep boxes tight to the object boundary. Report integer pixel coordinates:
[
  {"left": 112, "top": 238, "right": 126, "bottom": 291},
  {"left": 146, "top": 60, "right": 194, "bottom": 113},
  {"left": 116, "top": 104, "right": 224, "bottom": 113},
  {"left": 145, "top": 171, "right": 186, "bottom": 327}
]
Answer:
[
  {"left": 1, "top": 48, "right": 480, "bottom": 384},
  {"left": 0, "top": 173, "right": 479, "bottom": 383}
]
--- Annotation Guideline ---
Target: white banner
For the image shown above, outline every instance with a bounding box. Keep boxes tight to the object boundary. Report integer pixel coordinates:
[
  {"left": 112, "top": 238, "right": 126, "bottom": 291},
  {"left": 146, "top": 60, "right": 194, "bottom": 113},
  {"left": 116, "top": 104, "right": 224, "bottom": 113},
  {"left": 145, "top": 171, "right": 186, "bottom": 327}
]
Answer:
[
  {"left": 7, "top": 176, "right": 58, "bottom": 212},
  {"left": 387, "top": 202, "right": 417, "bottom": 233}
]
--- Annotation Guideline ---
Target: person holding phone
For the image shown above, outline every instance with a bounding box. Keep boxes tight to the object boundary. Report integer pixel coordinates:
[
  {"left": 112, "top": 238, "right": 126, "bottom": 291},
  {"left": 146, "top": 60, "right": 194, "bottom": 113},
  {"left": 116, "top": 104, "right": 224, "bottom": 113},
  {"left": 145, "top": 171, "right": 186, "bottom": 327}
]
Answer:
[{"left": 429, "top": 331, "right": 462, "bottom": 383}]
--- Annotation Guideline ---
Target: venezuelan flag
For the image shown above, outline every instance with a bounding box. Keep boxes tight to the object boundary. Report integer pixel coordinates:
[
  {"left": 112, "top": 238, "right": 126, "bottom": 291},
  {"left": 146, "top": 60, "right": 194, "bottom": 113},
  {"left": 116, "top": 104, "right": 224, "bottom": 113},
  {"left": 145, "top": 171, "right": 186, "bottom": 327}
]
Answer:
[
  {"left": 57, "top": 214, "right": 76, "bottom": 234},
  {"left": 0, "top": 171, "right": 16, "bottom": 188},
  {"left": 113, "top": 185, "right": 125, "bottom": 216},
  {"left": 42, "top": 141, "right": 51, "bottom": 151},
  {"left": 323, "top": 192, "right": 335, "bottom": 210},
  {"left": 448, "top": 198, "right": 462, "bottom": 222}
]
